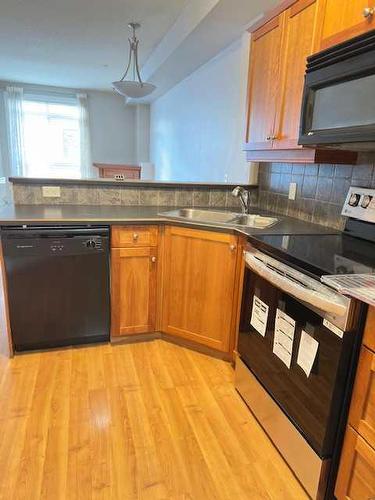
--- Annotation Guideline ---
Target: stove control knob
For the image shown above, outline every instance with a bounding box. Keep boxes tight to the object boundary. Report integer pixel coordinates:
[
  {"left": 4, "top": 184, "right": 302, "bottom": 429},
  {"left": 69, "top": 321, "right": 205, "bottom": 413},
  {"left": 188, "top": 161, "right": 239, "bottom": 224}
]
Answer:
[{"left": 86, "top": 240, "right": 96, "bottom": 249}]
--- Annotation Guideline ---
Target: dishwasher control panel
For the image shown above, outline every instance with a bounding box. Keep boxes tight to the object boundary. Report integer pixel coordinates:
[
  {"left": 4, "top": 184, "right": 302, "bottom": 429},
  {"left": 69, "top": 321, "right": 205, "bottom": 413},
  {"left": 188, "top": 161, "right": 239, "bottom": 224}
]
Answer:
[{"left": 2, "top": 233, "right": 108, "bottom": 257}]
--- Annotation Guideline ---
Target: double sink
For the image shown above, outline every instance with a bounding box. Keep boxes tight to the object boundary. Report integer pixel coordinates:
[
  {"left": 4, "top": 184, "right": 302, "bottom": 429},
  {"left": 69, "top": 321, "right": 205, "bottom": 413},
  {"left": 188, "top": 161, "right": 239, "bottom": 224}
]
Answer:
[{"left": 160, "top": 208, "right": 278, "bottom": 229}]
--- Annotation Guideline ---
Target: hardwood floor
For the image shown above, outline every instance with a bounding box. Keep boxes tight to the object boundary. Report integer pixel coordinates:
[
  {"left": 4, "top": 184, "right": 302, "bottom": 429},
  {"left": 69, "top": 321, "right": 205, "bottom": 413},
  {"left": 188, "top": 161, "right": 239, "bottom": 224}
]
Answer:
[{"left": 0, "top": 340, "right": 308, "bottom": 499}]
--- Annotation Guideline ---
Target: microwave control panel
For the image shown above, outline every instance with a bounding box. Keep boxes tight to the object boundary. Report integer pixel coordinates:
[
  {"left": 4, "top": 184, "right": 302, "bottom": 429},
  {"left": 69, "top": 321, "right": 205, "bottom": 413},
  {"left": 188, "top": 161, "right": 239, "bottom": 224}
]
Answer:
[{"left": 342, "top": 187, "right": 375, "bottom": 222}]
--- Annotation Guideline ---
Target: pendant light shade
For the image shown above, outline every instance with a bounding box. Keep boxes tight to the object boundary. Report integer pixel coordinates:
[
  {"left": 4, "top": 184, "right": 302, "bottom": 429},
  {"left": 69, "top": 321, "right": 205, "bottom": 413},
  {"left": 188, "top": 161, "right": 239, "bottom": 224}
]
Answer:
[{"left": 112, "top": 23, "right": 156, "bottom": 99}]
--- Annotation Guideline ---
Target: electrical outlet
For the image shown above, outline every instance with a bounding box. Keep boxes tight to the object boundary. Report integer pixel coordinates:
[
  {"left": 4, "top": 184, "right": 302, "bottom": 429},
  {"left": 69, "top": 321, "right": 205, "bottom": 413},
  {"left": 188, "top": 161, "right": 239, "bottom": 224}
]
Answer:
[
  {"left": 288, "top": 182, "right": 297, "bottom": 200},
  {"left": 42, "top": 186, "right": 61, "bottom": 198}
]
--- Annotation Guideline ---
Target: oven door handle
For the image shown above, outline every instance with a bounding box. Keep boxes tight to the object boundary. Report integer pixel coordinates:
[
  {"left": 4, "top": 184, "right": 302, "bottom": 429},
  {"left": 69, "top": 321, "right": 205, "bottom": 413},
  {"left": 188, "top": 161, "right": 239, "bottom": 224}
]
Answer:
[{"left": 244, "top": 251, "right": 348, "bottom": 317}]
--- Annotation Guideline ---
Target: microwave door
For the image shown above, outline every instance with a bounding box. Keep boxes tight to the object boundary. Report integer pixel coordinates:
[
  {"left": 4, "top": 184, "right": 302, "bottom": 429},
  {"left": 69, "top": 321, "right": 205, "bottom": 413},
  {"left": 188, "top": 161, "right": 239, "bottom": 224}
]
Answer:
[{"left": 298, "top": 29, "right": 375, "bottom": 149}]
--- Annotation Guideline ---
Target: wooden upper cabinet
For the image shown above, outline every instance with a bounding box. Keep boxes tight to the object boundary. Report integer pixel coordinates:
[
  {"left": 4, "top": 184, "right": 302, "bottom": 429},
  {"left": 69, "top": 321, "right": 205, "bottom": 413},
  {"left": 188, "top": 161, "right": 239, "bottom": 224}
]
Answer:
[
  {"left": 244, "top": 0, "right": 358, "bottom": 163},
  {"left": 162, "top": 226, "right": 239, "bottom": 353},
  {"left": 246, "top": 16, "right": 283, "bottom": 150},
  {"left": 318, "top": 0, "right": 375, "bottom": 50},
  {"left": 335, "top": 426, "right": 375, "bottom": 500},
  {"left": 275, "top": 0, "right": 319, "bottom": 149},
  {"left": 111, "top": 246, "right": 157, "bottom": 336}
]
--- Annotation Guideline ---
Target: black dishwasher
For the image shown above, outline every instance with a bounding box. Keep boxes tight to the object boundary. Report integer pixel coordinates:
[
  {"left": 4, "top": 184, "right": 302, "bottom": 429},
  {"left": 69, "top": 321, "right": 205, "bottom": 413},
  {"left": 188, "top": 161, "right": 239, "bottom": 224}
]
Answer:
[{"left": 2, "top": 226, "right": 110, "bottom": 351}]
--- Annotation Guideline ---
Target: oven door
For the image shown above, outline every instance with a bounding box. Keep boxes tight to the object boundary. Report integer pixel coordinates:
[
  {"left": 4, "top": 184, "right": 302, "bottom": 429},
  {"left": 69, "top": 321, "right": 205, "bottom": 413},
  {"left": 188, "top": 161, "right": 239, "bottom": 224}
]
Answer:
[{"left": 237, "top": 249, "right": 357, "bottom": 458}]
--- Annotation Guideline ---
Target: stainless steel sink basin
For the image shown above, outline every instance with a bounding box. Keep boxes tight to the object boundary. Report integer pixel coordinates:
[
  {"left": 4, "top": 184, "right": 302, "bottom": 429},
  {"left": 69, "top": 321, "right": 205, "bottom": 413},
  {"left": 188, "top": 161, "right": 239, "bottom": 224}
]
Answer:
[
  {"left": 160, "top": 208, "right": 239, "bottom": 224},
  {"left": 231, "top": 214, "right": 278, "bottom": 228},
  {"left": 159, "top": 208, "right": 279, "bottom": 229}
]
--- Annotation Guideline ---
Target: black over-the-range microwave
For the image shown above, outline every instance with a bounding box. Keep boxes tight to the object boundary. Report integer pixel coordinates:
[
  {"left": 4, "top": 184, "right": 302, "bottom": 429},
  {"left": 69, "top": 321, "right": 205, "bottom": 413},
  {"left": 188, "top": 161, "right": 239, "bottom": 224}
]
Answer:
[{"left": 299, "top": 29, "right": 375, "bottom": 151}]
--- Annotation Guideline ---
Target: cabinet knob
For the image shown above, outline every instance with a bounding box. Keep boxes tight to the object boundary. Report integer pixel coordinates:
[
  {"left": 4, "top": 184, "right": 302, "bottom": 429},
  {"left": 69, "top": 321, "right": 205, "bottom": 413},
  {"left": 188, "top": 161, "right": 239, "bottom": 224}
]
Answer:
[
  {"left": 363, "top": 7, "right": 374, "bottom": 18},
  {"left": 266, "top": 135, "right": 271, "bottom": 141},
  {"left": 272, "top": 135, "right": 278, "bottom": 141},
  {"left": 229, "top": 244, "right": 236, "bottom": 252},
  {"left": 133, "top": 233, "right": 139, "bottom": 240},
  {"left": 151, "top": 256, "right": 157, "bottom": 263}
]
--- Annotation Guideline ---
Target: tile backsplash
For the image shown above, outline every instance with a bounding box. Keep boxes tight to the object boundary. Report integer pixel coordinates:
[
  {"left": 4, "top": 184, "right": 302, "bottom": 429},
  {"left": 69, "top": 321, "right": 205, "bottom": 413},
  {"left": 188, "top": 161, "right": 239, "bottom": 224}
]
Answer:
[
  {"left": 258, "top": 154, "right": 375, "bottom": 229},
  {"left": 12, "top": 182, "right": 258, "bottom": 210}
]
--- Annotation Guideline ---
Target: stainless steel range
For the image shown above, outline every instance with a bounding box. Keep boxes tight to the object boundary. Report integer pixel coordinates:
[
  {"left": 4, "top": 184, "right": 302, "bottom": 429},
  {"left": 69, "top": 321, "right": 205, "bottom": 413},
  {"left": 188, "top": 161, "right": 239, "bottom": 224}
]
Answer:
[{"left": 235, "top": 187, "right": 375, "bottom": 499}]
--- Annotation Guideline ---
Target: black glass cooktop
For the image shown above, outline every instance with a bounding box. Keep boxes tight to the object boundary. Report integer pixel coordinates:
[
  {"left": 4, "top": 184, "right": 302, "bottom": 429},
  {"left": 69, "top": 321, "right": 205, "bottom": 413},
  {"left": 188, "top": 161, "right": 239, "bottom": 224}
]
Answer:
[{"left": 251, "top": 233, "right": 375, "bottom": 278}]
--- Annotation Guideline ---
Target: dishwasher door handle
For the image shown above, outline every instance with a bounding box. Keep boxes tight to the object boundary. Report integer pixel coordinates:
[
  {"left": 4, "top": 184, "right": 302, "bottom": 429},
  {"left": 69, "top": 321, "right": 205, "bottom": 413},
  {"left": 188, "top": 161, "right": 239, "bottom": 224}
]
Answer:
[{"left": 244, "top": 250, "right": 349, "bottom": 317}]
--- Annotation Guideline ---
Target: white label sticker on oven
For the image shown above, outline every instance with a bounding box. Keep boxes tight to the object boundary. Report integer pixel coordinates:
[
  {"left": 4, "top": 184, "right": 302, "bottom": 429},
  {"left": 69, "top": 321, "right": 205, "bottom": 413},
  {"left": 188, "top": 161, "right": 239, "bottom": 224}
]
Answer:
[
  {"left": 250, "top": 296, "right": 269, "bottom": 337},
  {"left": 297, "top": 331, "right": 319, "bottom": 377},
  {"left": 323, "top": 319, "right": 344, "bottom": 338},
  {"left": 273, "top": 309, "right": 295, "bottom": 368}
]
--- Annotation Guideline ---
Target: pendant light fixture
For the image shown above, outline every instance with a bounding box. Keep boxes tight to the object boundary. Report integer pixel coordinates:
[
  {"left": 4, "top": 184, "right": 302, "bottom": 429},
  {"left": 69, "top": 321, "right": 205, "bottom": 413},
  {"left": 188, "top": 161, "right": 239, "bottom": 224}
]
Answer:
[{"left": 112, "top": 22, "right": 156, "bottom": 99}]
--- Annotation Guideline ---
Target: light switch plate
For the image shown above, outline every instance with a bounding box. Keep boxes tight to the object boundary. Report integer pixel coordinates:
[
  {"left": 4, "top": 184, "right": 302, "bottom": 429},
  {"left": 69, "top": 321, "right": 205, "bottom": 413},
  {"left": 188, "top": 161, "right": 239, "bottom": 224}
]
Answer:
[
  {"left": 42, "top": 186, "right": 61, "bottom": 198},
  {"left": 288, "top": 182, "right": 297, "bottom": 200}
]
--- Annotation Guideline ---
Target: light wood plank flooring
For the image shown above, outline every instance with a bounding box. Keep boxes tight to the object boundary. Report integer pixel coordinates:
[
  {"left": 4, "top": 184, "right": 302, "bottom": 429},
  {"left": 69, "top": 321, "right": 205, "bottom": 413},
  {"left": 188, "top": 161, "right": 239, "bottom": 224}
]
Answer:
[{"left": 0, "top": 340, "right": 308, "bottom": 499}]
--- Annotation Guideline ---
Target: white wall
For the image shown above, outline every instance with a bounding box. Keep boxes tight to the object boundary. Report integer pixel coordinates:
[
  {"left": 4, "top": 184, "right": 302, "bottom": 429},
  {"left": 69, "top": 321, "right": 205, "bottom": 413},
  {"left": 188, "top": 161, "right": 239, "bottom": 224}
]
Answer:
[
  {"left": 88, "top": 91, "right": 137, "bottom": 165},
  {"left": 150, "top": 34, "right": 252, "bottom": 183}
]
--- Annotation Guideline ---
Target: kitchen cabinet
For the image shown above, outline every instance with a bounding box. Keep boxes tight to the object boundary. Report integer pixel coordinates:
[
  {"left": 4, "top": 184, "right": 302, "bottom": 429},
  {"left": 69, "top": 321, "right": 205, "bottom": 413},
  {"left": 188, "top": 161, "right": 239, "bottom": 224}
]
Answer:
[
  {"left": 335, "top": 427, "right": 375, "bottom": 500},
  {"left": 246, "top": 0, "right": 319, "bottom": 152},
  {"left": 348, "top": 346, "right": 375, "bottom": 447},
  {"left": 335, "top": 308, "right": 375, "bottom": 499},
  {"left": 111, "top": 226, "right": 158, "bottom": 337},
  {"left": 245, "top": 16, "right": 283, "bottom": 150},
  {"left": 318, "top": 0, "right": 375, "bottom": 50},
  {"left": 161, "top": 226, "right": 240, "bottom": 353},
  {"left": 275, "top": 0, "right": 320, "bottom": 150},
  {"left": 244, "top": 0, "right": 358, "bottom": 164}
]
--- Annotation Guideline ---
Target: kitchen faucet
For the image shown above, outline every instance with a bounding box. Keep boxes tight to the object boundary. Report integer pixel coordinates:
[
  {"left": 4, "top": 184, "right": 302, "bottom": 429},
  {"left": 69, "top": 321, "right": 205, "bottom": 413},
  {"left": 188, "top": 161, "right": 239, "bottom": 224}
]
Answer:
[{"left": 231, "top": 186, "right": 250, "bottom": 214}]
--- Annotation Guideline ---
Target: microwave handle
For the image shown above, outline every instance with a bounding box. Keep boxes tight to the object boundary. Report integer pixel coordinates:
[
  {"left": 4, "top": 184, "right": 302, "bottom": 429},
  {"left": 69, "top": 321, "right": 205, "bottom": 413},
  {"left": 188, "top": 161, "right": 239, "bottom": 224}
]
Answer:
[{"left": 244, "top": 252, "right": 348, "bottom": 317}]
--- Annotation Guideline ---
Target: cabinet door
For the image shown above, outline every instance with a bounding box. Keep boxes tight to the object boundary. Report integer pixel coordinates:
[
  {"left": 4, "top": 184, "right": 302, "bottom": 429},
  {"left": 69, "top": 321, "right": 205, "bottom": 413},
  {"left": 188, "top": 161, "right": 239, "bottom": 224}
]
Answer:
[
  {"left": 162, "top": 226, "right": 238, "bottom": 352},
  {"left": 274, "top": 0, "right": 319, "bottom": 149},
  {"left": 348, "top": 346, "right": 375, "bottom": 448},
  {"left": 319, "top": 0, "right": 375, "bottom": 50},
  {"left": 335, "top": 426, "right": 375, "bottom": 500},
  {"left": 245, "top": 16, "right": 283, "bottom": 150},
  {"left": 363, "top": 306, "right": 375, "bottom": 352},
  {"left": 111, "top": 247, "right": 157, "bottom": 336}
]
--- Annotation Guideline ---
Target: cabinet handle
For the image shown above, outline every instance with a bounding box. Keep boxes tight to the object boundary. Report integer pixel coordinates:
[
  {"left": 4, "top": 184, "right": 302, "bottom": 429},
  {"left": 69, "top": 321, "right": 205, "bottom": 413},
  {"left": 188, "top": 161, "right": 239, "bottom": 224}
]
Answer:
[
  {"left": 229, "top": 244, "right": 236, "bottom": 252},
  {"left": 133, "top": 233, "right": 139, "bottom": 240},
  {"left": 363, "top": 7, "right": 374, "bottom": 18},
  {"left": 151, "top": 256, "right": 157, "bottom": 263}
]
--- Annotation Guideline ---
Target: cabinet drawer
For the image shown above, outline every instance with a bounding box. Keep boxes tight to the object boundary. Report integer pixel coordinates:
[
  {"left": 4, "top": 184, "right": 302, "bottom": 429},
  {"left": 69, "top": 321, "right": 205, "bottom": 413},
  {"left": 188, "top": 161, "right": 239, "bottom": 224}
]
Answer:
[
  {"left": 348, "top": 346, "right": 375, "bottom": 448},
  {"left": 111, "top": 226, "right": 158, "bottom": 248},
  {"left": 335, "top": 426, "right": 375, "bottom": 500}
]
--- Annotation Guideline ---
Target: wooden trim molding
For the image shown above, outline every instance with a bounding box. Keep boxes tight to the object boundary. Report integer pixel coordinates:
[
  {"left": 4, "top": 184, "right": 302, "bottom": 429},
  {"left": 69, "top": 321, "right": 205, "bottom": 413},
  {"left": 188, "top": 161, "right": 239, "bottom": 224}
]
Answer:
[
  {"left": 252, "top": 16, "right": 281, "bottom": 41},
  {"left": 249, "top": 0, "right": 298, "bottom": 33},
  {"left": 245, "top": 147, "right": 358, "bottom": 164}
]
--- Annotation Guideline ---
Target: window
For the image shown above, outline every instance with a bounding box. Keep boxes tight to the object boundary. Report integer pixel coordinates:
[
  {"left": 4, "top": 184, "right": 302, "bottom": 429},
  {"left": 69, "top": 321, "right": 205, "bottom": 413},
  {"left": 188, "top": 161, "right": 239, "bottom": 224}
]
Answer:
[{"left": 22, "top": 97, "right": 82, "bottom": 178}]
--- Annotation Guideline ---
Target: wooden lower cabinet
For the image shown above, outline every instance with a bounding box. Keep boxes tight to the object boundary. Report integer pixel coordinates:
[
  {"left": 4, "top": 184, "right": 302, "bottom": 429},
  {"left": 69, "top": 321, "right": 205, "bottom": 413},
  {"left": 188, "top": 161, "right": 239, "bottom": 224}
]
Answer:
[
  {"left": 111, "top": 246, "right": 157, "bottom": 336},
  {"left": 335, "top": 308, "right": 375, "bottom": 500},
  {"left": 349, "top": 346, "right": 375, "bottom": 447},
  {"left": 161, "top": 226, "right": 240, "bottom": 353},
  {"left": 335, "top": 427, "right": 375, "bottom": 500}
]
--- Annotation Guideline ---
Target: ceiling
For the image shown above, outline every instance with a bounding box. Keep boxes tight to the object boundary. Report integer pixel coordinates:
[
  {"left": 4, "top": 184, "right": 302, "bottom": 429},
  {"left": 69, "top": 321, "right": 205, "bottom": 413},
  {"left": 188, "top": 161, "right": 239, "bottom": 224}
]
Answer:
[
  {"left": 0, "top": 0, "right": 187, "bottom": 91},
  {"left": 0, "top": 0, "right": 277, "bottom": 98}
]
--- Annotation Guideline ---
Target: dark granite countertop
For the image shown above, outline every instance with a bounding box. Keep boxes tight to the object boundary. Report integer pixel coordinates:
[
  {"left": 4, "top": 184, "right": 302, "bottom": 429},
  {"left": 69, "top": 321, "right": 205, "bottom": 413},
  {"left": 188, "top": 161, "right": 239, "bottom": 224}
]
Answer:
[
  {"left": 0, "top": 204, "right": 338, "bottom": 237},
  {"left": 9, "top": 176, "right": 257, "bottom": 190}
]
